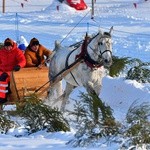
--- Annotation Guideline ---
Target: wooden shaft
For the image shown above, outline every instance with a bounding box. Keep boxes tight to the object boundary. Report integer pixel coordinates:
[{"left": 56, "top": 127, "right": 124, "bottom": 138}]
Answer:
[{"left": 36, "top": 59, "right": 83, "bottom": 96}]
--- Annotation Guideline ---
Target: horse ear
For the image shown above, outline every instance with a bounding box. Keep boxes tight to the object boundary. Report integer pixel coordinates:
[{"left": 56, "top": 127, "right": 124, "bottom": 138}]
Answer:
[
  {"left": 54, "top": 40, "right": 61, "bottom": 51},
  {"left": 99, "top": 29, "right": 103, "bottom": 36},
  {"left": 109, "top": 26, "right": 113, "bottom": 35}
]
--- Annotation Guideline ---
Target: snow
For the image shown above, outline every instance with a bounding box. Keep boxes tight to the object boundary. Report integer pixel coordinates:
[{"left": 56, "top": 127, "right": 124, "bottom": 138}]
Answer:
[{"left": 0, "top": 0, "right": 150, "bottom": 149}]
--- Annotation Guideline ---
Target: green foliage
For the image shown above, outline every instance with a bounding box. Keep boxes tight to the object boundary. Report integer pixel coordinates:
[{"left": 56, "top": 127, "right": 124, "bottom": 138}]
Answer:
[
  {"left": 67, "top": 92, "right": 119, "bottom": 147},
  {"left": 126, "top": 59, "right": 150, "bottom": 83},
  {"left": 16, "top": 94, "right": 70, "bottom": 134},
  {"left": 0, "top": 111, "right": 18, "bottom": 134},
  {"left": 126, "top": 101, "right": 150, "bottom": 123},
  {"left": 108, "top": 56, "right": 150, "bottom": 83},
  {"left": 67, "top": 93, "right": 150, "bottom": 148},
  {"left": 125, "top": 101, "right": 150, "bottom": 145},
  {"left": 109, "top": 56, "right": 130, "bottom": 77},
  {"left": 118, "top": 101, "right": 150, "bottom": 149}
]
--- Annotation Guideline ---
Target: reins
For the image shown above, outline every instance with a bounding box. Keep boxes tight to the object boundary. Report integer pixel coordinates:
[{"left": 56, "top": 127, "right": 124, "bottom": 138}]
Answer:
[
  {"left": 76, "top": 33, "right": 105, "bottom": 69},
  {"left": 34, "top": 34, "right": 89, "bottom": 93},
  {"left": 34, "top": 31, "right": 112, "bottom": 94},
  {"left": 34, "top": 57, "right": 83, "bottom": 94}
]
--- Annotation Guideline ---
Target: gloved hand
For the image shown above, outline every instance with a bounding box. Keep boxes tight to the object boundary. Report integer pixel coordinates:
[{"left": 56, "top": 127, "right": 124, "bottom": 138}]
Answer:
[
  {"left": 35, "top": 64, "right": 42, "bottom": 69},
  {"left": 13, "top": 65, "right": 21, "bottom": 71},
  {"left": 35, "top": 64, "right": 39, "bottom": 67}
]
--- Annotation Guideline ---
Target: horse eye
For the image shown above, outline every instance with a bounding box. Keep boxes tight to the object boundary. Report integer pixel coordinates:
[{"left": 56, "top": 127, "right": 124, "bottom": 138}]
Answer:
[{"left": 98, "top": 42, "right": 103, "bottom": 45}]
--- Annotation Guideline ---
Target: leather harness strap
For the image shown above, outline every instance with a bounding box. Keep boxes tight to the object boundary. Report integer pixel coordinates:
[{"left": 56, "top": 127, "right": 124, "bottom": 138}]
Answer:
[{"left": 76, "top": 35, "right": 103, "bottom": 69}]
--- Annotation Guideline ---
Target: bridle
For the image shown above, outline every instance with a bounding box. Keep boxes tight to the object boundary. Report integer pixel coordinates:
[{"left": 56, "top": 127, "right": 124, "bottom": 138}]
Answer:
[
  {"left": 88, "top": 33, "right": 112, "bottom": 63},
  {"left": 65, "top": 32, "right": 112, "bottom": 85}
]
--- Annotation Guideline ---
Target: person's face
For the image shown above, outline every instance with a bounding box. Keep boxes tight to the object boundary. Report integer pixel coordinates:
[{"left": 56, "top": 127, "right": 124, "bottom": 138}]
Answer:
[
  {"left": 4, "top": 42, "right": 13, "bottom": 51},
  {"left": 30, "top": 41, "right": 39, "bottom": 52},
  {"left": 31, "top": 44, "right": 39, "bottom": 52}
]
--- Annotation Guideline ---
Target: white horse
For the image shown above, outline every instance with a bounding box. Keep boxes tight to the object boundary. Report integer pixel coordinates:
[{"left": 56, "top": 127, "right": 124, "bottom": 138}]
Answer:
[{"left": 48, "top": 27, "right": 113, "bottom": 111}]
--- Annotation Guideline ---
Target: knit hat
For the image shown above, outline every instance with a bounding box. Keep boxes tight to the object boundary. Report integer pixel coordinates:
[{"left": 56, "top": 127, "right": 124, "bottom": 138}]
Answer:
[
  {"left": 4, "top": 38, "right": 14, "bottom": 46},
  {"left": 29, "top": 38, "right": 39, "bottom": 47}
]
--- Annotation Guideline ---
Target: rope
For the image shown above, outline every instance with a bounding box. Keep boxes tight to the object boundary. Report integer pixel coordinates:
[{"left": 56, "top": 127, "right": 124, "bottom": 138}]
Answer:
[
  {"left": 88, "top": 22, "right": 150, "bottom": 37},
  {"left": 34, "top": 58, "right": 83, "bottom": 93},
  {"left": 60, "top": 10, "right": 91, "bottom": 44}
]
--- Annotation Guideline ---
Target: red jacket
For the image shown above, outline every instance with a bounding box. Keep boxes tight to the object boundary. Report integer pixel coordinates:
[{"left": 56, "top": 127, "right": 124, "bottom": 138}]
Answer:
[{"left": 0, "top": 42, "right": 26, "bottom": 75}]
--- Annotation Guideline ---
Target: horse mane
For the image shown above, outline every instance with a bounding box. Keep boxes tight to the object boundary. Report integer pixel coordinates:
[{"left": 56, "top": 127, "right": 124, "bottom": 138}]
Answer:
[
  {"left": 48, "top": 40, "right": 61, "bottom": 60},
  {"left": 104, "top": 32, "right": 111, "bottom": 37}
]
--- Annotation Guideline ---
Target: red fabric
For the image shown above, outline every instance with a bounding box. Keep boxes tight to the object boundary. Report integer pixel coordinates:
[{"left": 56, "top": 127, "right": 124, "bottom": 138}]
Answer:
[
  {"left": 0, "top": 42, "right": 26, "bottom": 76},
  {"left": 0, "top": 80, "right": 8, "bottom": 98},
  {"left": 66, "top": 0, "right": 87, "bottom": 10}
]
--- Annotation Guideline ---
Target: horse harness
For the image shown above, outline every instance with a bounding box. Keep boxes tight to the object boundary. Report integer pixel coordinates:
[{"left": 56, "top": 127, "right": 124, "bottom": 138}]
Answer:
[
  {"left": 76, "top": 32, "right": 112, "bottom": 69},
  {"left": 65, "top": 32, "right": 112, "bottom": 85},
  {"left": 88, "top": 32, "right": 112, "bottom": 68}
]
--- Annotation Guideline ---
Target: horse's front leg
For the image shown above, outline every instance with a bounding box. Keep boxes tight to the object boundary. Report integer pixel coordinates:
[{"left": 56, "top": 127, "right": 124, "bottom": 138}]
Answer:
[
  {"left": 61, "top": 82, "right": 75, "bottom": 112},
  {"left": 85, "top": 81, "right": 102, "bottom": 96},
  {"left": 55, "top": 81, "right": 63, "bottom": 98},
  {"left": 47, "top": 81, "right": 63, "bottom": 106},
  {"left": 94, "top": 81, "right": 102, "bottom": 96}
]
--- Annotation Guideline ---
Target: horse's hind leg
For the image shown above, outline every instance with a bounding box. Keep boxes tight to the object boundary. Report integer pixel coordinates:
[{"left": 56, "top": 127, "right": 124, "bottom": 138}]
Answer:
[
  {"left": 94, "top": 83, "right": 102, "bottom": 96},
  {"left": 61, "top": 82, "right": 74, "bottom": 111}
]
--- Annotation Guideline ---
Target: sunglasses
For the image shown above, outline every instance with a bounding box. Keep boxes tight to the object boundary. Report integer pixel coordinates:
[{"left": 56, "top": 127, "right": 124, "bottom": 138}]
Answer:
[
  {"left": 4, "top": 42, "right": 13, "bottom": 46},
  {"left": 31, "top": 41, "right": 39, "bottom": 46}
]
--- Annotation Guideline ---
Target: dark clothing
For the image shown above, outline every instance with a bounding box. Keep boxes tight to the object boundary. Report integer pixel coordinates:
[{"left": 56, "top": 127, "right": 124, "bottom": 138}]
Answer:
[{"left": 0, "top": 72, "right": 10, "bottom": 104}]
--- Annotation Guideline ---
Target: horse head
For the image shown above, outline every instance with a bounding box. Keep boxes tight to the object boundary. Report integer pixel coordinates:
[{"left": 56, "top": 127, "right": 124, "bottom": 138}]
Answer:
[{"left": 87, "top": 26, "right": 113, "bottom": 68}]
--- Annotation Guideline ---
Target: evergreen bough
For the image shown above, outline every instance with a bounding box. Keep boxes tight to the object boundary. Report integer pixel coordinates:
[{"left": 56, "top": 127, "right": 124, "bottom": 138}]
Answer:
[
  {"left": 126, "top": 59, "right": 150, "bottom": 83},
  {"left": 126, "top": 101, "right": 150, "bottom": 145},
  {"left": 108, "top": 56, "right": 150, "bottom": 83},
  {"left": 67, "top": 92, "right": 118, "bottom": 147},
  {"left": 119, "top": 101, "right": 150, "bottom": 149},
  {"left": 109, "top": 56, "right": 130, "bottom": 77},
  {"left": 0, "top": 111, "right": 18, "bottom": 134},
  {"left": 16, "top": 94, "right": 70, "bottom": 134}
]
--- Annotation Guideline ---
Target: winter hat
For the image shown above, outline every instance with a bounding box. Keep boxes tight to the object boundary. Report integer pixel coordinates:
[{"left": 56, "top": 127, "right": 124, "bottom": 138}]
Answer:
[
  {"left": 29, "top": 38, "right": 39, "bottom": 47},
  {"left": 4, "top": 38, "right": 14, "bottom": 46},
  {"left": 18, "top": 43, "right": 26, "bottom": 51}
]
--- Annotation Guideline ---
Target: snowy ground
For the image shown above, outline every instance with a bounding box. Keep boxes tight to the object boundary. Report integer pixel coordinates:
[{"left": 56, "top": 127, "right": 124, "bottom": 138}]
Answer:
[{"left": 0, "top": 0, "right": 150, "bottom": 149}]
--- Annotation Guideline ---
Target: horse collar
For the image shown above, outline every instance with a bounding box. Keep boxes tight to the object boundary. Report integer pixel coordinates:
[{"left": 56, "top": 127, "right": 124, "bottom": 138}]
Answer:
[
  {"left": 84, "top": 53, "right": 103, "bottom": 69},
  {"left": 76, "top": 36, "right": 103, "bottom": 69},
  {"left": 75, "top": 36, "right": 89, "bottom": 59}
]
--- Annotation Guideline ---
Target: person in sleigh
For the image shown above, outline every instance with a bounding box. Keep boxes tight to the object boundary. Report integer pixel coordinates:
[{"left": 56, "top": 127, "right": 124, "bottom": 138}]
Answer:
[
  {"left": 0, "top": 38, "right": 26, "bottom": 105},
  {"left": 24, "top": 38, "right": 52, "bottom": 68}
]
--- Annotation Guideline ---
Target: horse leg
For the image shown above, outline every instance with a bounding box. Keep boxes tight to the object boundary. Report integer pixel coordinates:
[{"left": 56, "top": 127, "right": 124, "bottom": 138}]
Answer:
[
  {"left": 47, "top": 81, "right": 63, "bottom": 106},
  {"left": 85, "top": 81, "right": 102, "bottom": 96},
  {"left": 60, "top": 82, "right": 75, "bottom": 112},
  {"left": 94, "top": 83, "right": 102, "bottom": 96},
  {"left": 55, "top": 81, "right": 63, "bottom": 98}
]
